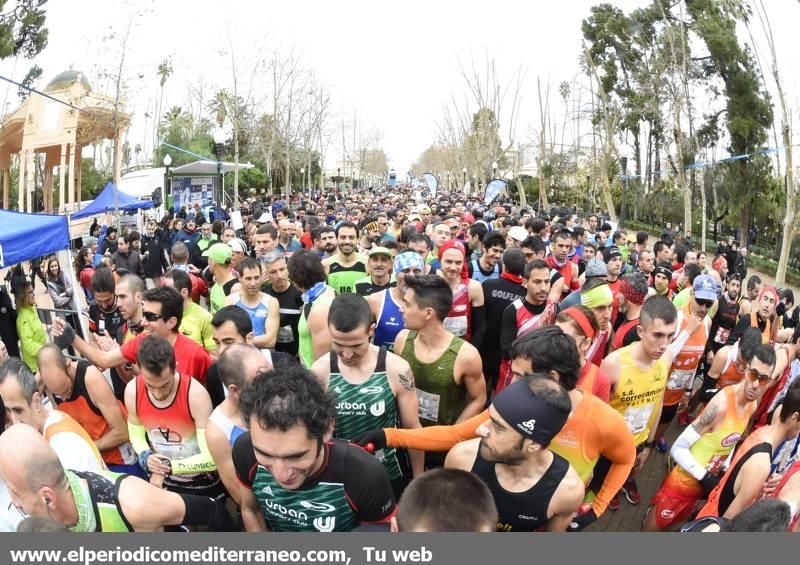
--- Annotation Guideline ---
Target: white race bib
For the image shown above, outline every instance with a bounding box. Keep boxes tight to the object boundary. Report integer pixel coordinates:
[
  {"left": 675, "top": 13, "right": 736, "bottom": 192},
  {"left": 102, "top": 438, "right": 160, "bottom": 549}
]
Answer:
[
  {"left": 623, "top": 403, "right": 655, "bottom": 435},
  {"left": 417, "top": 389, "right": 441, "bottom": 423}
]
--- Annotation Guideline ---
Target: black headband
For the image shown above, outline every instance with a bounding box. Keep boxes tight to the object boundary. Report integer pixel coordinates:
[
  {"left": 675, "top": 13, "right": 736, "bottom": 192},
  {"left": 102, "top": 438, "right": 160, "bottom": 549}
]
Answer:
[
  {"left": 492, "top": 379, "right": 568, "bottom": 447},
  {"left": 654, "top": 265, "right": 673, "bottom": 279}
]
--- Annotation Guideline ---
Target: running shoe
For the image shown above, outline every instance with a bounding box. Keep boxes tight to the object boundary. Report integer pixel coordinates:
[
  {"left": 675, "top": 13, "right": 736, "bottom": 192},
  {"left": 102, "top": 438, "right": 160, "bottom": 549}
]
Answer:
[
  {"left": 622, "top": 479, "right": 641, "bottom": 505},
  {"left": 608, "top": 492, "right": 621, "bottom": 511},
  {"left": 656, "top": 437, "right": 668, "bottom": 454}
]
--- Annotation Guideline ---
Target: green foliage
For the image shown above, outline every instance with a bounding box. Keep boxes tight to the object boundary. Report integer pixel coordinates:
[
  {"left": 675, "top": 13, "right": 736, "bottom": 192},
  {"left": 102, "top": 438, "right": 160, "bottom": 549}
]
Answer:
[
  {"left": 0, "top": 0, "right": 48, "bottom": 103},
  {"left": 81, "top": 158, "right": 110, "bottom": 199}
]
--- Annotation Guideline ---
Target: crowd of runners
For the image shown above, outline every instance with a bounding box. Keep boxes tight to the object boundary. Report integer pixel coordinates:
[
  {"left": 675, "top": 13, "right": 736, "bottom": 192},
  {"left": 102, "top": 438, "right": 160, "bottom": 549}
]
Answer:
[{"left": 0, "top": 183, "right": 799, "bottom": 533}]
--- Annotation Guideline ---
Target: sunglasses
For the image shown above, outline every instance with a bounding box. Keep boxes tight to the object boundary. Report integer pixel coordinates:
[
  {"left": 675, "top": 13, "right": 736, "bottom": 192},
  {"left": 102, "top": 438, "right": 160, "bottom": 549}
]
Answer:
[
  {"left": 747, "top": 367, "right": 772, "bottom": 385},
  {"left": 142, "top": 310, "right": 164, "bottom": 322},
  {"left": 695, "top": 298, "right": 714, "bottom": 308}
]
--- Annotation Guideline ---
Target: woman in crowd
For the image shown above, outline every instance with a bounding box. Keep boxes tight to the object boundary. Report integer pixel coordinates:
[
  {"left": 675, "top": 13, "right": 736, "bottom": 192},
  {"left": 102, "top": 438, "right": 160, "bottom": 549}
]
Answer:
[
  {"left": 46, "top": 256, "right": 82, "bottom": 339},
  {"left": 15, "top": 281, "right": 45, "bottom": 373}
]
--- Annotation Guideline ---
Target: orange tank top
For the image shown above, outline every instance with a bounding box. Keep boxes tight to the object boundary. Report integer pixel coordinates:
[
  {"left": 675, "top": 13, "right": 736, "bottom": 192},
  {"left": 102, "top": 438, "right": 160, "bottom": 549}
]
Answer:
[
  {"left": 664, "top": 308, "right": 710, "bottom": 406},
  {"left": 717, "top": 343, "right": 747, "bottom": 389},
  {"left": 43, "top": 410, "right": 105, "bottom": 468}
]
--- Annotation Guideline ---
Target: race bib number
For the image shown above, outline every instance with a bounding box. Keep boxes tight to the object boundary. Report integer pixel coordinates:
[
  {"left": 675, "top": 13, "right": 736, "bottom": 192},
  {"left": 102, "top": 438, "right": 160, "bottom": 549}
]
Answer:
[
  {"left": 417, "top": 389, "right": 441, "bottom": 422},
  {"left": 623, "top": 403, "right": 655, "bottom": 435},
  {"left": 714, "top": 327, "right": 730, "bottom": 345},
  {"left": 667, "top": 369, "right": 695, "bottom": 391},
  {"left": 443, "top": 315, "right": 468, "bottom": 337},
  {"left": 277, "top": 325, "right": 294, "bottom": 344}
]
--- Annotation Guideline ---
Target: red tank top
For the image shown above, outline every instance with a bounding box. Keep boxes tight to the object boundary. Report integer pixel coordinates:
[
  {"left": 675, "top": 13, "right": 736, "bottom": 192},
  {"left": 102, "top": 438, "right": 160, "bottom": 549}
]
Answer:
[
  {"left": 135, "top": 373, "right": 201, "bottom": 460},
  {"left": 496, "top": 298, "right": 556, "bottom": 393},
  {"left": 546, "top": 255, "right": 576, "bottom": 295},
  {"left": 443, "top": 279, "right": 472, "bottom": 341},
  {"left": 612, "top": 318, "right": 639, "bottom": 350}
]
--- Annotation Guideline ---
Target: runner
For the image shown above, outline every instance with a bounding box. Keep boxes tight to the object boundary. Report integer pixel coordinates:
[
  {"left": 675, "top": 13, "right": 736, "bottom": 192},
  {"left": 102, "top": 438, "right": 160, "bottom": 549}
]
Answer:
[
  {"left": 253, "top": 224, "right": 278, "bottom": 263},
  {"left": 85, "top": 267, "right": 127, "bottom": 399},
  {"left": 355, "top": 247, "right": 396, "bottom": 296},
  {"left": 636, "top": 249, "right": 655, "bottom": 277},
  {"left": 205, "top": 245, "right": 241, "bottom": 315},
  {"left": 581, "top": 279, "right": 614, "bottom": 367},
  {"left": 0, "top": 424, "right": 233, "bottom": 532},
  {"left": 642, "top": 352, "right": 766, "bottom": 531},
  {"left": 163, "top": 269, "right": 216, "bottom": 354},
  {"left": 288, "top": 249, "right": 336, "bottom": 368},
  {"left": 708, "top": 275, "right": 742, "bottom": 355},
  {"left": 469, "top": 232, "right": 505, "bottom": 283},
  {"left": 598, "top": 296, "right": 678, "bottom": 509},
  {"left": 555, "top": 306, "right": 611, "bottom": 401},
  {"left": 546, "top": 229, "right": 580, "bottom": 301},
  {"left": 311, "top": 225, "right": 337, "bottom": 259},
  {"left": 37, "top": 344, "right": 137, "bottom": 473},
  {"left": 367, "top": 250, "right": 424, "bottom": 351},
  {"left": 311, "top": 293, "right": 423, "bottom": 495},
  {"left": 728, "top": 284, "right": 779, "bottom": 345},
  {"left": 652, "top": 263, "right": 674, "bottom": 299},
  {"left": 324, "top": 222, "right": 367, "bottom": 294},
  {"left": 262, "top": 252, "right": 302, "bottom": 356},
  {"left": 437, "top": 240, "right": 485, "bottom": 343},
  {"left": 225, "top": 258, "right": 280, "bottom": 349},
  {"left": 445, "top": 375, "right": 584, "bottom": 531},
  {"left": 391, "top": 468, "right": 497, "bottom": 532},
  {"left": 612, "top": 273, "right": 648, "bottom": 350},
  {"left": 738, "top": 274, "right": 762, "bottom": 317},
  {"left": 233, "top": 366, "right": 397, "bottom": 532},
  {"left": 0, "top": 358, "right": 105, "bottom": 472},
  {"left": 497, "top": 258, "right": 556, "bottom": 393},
  {"left": 125, "top": 335, "right": 222, "bottom": 499},
  {"left": 394, "top": 275, "right": 486, "bottom": 467}
]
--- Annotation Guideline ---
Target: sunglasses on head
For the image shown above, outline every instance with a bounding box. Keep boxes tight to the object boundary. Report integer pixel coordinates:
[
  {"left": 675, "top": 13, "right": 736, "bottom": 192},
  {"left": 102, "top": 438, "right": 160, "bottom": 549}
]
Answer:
[
  {"left": 695, "top": 298, "right": 714, "bottom": 308},
  {"left": 142, "top": 310, "right": 164, "bottom": 322},
  {"left": 747, "top": 367, "right": 771, "bottom": 385}
]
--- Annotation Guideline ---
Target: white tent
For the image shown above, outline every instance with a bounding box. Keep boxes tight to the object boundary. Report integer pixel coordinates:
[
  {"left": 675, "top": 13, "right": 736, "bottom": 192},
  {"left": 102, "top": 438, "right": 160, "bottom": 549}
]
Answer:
[
  {"left": 170, "top": 160, "right": 254, "bottom": 175},
  {"left": 119, "top": 167, "right": 167, "bottom": 199}
]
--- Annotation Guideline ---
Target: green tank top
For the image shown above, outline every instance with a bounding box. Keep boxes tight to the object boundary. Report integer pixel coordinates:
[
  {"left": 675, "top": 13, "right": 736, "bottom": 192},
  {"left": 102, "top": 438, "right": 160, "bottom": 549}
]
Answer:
[
  {"left": 400, "top": 331, "right": 465, "bottom": 426},
  {"left": 67, "top": 470, "right": 132, "bottom": 532},
  {"left": 328, "top": 349, "right": 402, "bottom": 480},
  {"left": 326, "top": 257, "right": 367, "bottom": 294},
  {"left": 210, "top": 283, "right": 226, "bottom": 314},
  {"left": 298, "top": 289, "right": 334, "bottom": 368}
]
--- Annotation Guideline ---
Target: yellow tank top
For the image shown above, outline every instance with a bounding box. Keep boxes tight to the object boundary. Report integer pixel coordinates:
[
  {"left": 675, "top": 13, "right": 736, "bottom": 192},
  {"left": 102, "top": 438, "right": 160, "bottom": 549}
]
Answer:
[
  {"left": 666, "top": 386, "right": 755, "bottom": 492},
  {"left": 609, "top": 345, "right": 669, "bottom": 446}
]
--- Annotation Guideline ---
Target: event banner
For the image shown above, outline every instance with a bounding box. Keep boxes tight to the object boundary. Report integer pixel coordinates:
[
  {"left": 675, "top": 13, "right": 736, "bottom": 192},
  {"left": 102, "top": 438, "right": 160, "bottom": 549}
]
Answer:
[
  {"left": 0, "top": 533, "right": 779, "bottom": 565},
  {"left": 171, "top": 177, "right": 215, "bottom": 212}
]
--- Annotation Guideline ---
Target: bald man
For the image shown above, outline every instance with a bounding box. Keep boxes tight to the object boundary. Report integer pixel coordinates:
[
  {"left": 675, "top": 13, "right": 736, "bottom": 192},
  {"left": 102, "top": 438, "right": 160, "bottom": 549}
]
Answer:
[
  {"left": 207, "top": 344, "right": 274, "bottom": 505},
  {"left": 276, "top": 219, "right": 302, "bottom": 255},
  {"left": 0, "top": 358, "right": 104, "bottom": 473},
  {"left": 0, "top": 424, "right": 233, "bottom": 532}
]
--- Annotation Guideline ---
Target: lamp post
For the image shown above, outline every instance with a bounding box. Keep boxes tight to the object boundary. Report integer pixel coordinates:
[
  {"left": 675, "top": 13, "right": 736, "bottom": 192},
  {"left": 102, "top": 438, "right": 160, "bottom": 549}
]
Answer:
[
  {"left": 620, "top": 156, "right": 628, "bottom": 228},
  {"left": 213, "top": 128, "right": 226, "bottom": 215},
  {"left": 162, "top": 153, "right": 172, "bottom": 217},
  {"left": 492, "top": 160, "right": 498, "bottom": 179}
]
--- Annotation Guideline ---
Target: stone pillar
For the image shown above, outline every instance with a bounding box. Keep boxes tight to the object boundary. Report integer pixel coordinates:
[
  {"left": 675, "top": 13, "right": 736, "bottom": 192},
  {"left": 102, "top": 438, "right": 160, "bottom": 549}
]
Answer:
[
  {"left": 75, "top": 146, "right": 82, "bottom": 207},
  {"left": 44, "top": 151, "right": 54, "bottom": 213},
  {"left": 68, "top": 143, "right": 76, "bottom": 209},
  {"left": 59, "top": 143, "right": 67, "bottom": 213},
  {"left": 17, "top": 152, "right": 26, "bottom": 212}
]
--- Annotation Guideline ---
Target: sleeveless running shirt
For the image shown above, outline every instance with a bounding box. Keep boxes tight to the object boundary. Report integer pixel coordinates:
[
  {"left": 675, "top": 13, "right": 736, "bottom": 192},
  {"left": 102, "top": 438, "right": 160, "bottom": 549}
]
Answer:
[
  {"left": 55, "top": 361, "right": 136, "bottom": 466},
  {"left": 711, "top": 294, "right": 739, "bottom": 348},
  {"left": 496, "top": 298, "right": 557, "bottom": 393},
  {"left": 208, "top": 408, "right": 246, "bottom": 447},
  {"left": 400, "top": 331, "right": 465, "bottom": 426},
  {"left": 67, "top": 470, "right": 133, "bottom": 532},
  {"left": 327, "top": 257, "right": 368, "bottom": 294},
  {"left": 230, "top": 293, "right": 271, "bottom": 337},
  {"left": 135, "top": 373, "right": 219, "bottom": 493},
  {"left": 443, "top": 279, "right": 472, "bottom": 340},
  {"left": 210, "top": 277, "right": 239, "bottom": 314},
  {"left": 609, "top": 345, "right": 669, "bottom": 446},
  {"left": 328, "top": 349, "right": 402, "bottom": 480},
  {"left": 373, "top": 289, "right": 404, "bottom": 350},
  {"left": 470, "top": 259, "right": 500, "bottom": 283},
  {"left": 664, "top": 386, "right": 754, "bottom": 494},
  {"left": 717, "top": 342, "right": 747, "bottom": 389},
  {"left": 664, "top": 308, "right": 710, "bottom": 406},
  {"left": 298, "top": 288, "right": 334, "bottom": 368},
  {"left": 471, "top": 449, "right": 569, "bottom": 532}
]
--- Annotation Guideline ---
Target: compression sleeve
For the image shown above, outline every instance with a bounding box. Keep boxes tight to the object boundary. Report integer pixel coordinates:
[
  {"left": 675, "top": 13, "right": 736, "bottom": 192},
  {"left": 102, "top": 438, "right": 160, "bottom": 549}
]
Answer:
[
  {"left": 593, "top": 409, "right": 637, "bottom": 517},
  {"left": 344, "top": 445, "right": 396, "bottom": 524},
  {"left": 127, "top": 421, "right": 150, "bottom": 455},
  {"left": 470, "top": 305, "right": 487, "bottom": 350},
  {"left": 668, "top": 329, "right": 691, "bottom": 360},
  {"left": 670, "top": 425, "right": 706, "bottom": 480},
  {"left": 384, "top": 410, "right": 489, "bottom": 451},
  {"left": 171, "top": 428, "right": 217, "bottom": 475}
]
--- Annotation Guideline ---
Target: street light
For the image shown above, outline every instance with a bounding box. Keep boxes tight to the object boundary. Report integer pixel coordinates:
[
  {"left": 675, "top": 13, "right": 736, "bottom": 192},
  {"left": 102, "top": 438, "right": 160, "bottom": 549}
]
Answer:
[
  {"left": 492, "top": 161, "right": 498, "bottom": 178},
  {"left": 162, "top": 153, "right": 172, "bottom": 216},
  {"left": 213, "top": 128, "right": 226, "bottom": 215}
]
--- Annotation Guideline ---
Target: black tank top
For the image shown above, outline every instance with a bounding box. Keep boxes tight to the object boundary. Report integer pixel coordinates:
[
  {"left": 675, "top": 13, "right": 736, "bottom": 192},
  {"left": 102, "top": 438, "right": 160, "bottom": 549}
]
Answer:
[
  {"left": 63, "top": 361, "right": 103, "bottom": 417},
  {"left": 471, "top": 450, "right": 569, "bottom": 531},
  {"left": 717, "top": 442, "right": 772, "bottom": 517}
]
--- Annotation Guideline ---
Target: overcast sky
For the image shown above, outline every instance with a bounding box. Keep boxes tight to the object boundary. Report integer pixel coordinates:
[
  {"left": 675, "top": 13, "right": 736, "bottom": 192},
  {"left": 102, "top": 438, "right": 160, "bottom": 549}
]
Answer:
[{"left": 1, "top": 0, "right": 797, "bottom": 172}]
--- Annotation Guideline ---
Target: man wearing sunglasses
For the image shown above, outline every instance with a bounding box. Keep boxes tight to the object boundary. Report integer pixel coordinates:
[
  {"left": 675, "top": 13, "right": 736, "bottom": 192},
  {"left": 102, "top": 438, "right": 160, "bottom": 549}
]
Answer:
[
  {"left": 653, "top": 275, "right": 716, "bottom": 452},
  {"left": 644, "top": 342, "right": 774, "bottom": 530}
]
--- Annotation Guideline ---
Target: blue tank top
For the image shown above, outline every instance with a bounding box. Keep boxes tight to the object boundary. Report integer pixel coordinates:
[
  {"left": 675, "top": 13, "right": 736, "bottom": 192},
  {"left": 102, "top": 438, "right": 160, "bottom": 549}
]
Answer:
[
  {"left": 471, "top": 259, "right": 499, "bottom": 283},
  {"left": 374, "top": 289, "right": 404, "bottom": 351},
  {"left": 234, "top": 294, "right": 269, "bottom": 336}
]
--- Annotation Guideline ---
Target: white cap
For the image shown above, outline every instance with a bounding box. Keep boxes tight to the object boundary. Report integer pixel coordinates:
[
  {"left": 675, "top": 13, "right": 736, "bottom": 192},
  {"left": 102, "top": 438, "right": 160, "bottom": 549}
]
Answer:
[
  {"left": 508, "top": 226, "right": 528, "bottom": 242},
  {"left": 228, "top": 238, "right": 248, "bottom": 254}
]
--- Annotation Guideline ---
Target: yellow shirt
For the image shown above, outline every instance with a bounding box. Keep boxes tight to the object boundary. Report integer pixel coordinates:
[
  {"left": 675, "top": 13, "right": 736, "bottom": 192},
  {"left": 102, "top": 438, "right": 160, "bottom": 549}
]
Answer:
[
  {"left": 609, "top": 345, "right": 669, "bottom": 446},
  {"left": 180, "top": 302, "right": 216, "bottom": 352}
]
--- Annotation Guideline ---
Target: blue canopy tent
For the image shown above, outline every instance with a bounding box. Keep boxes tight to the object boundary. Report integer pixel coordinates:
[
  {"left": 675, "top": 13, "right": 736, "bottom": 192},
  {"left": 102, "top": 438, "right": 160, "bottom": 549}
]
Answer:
[
  {"left": 0, "top": 209, "right": 70, "bottom": 268},
  {"left": 70, "top": 181, "right": 154, "bottom": 220}
]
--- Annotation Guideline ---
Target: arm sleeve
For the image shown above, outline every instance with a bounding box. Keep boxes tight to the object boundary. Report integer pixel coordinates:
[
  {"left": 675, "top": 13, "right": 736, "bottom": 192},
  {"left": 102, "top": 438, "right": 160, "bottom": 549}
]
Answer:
[
  {"left": 670, "top": 425, "right": 706, "bottom": 480},
  {"left": 470, "top": 305, "right": 486, "bottom": 350},
  {"left": 593, "top": 412, "right": 637, "bottom": 516},
  {"left": 171, "top": 428, "right": 217, "bottom": 475},
  {"left": 385, "top": 409, "right": 489, "bottom": 451},
  {"left": 668, "top": 330, "right": 691, "bottom": 360},
  {"left": 127, "top": 421, "right": 150, "bottom": 454},
  {"left": 499, "top": 304, "right": 518, "bottom": 360},
  {"left": 344, "top": 446, "right": 396, "bottom": 524}
]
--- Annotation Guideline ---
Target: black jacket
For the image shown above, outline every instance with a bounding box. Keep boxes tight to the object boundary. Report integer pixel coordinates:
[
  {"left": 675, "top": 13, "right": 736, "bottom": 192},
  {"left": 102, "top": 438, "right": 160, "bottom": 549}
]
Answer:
[
  {"left": 112, "top": 250, "right": 145, "bottom": 279},
  {"left": 141, "top": 233, "right": 169, "bottom": 278}
]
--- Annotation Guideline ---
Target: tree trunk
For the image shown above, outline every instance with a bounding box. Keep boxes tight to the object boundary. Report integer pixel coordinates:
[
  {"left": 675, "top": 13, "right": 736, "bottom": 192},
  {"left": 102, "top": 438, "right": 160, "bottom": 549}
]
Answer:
[{"left": 233, "top": 127, "right": 240, "bottom": 210}]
